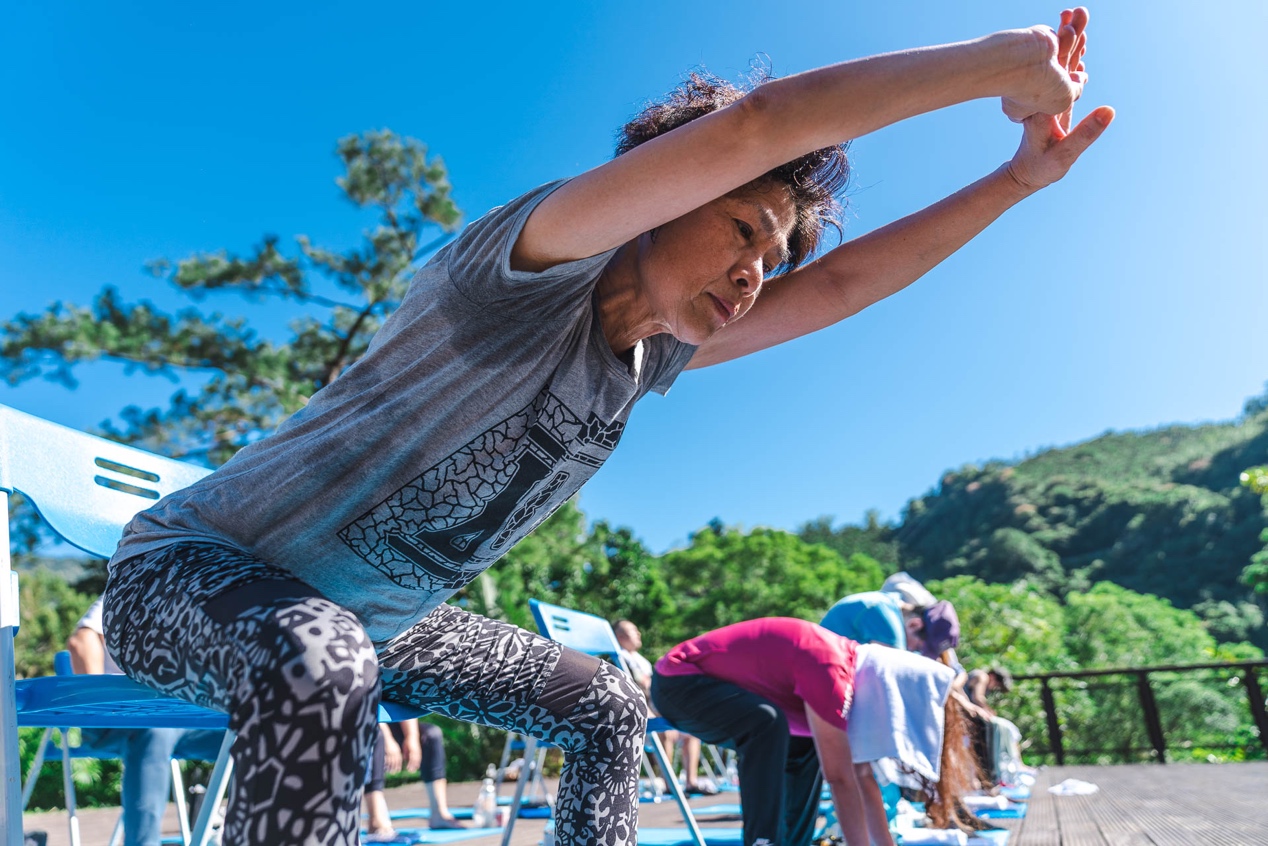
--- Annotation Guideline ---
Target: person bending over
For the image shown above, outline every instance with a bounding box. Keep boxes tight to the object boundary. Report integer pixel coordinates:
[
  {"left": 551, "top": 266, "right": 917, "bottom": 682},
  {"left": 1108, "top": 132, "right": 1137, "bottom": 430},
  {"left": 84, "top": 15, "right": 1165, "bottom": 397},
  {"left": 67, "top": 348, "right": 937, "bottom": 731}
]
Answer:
[
  {"left": 101, "top": 8, "right": 1110, "bottom": 844},
  {"left": 650, "top": 618, "right": 977, "bottom": 846}
]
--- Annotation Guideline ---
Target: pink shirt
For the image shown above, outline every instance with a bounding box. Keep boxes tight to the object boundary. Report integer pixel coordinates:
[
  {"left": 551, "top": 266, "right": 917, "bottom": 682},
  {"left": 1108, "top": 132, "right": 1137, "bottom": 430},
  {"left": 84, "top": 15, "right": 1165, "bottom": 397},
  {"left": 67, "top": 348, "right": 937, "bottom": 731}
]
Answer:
[{"left": 654, "top": 617, "right": 858, "bottom": 737}]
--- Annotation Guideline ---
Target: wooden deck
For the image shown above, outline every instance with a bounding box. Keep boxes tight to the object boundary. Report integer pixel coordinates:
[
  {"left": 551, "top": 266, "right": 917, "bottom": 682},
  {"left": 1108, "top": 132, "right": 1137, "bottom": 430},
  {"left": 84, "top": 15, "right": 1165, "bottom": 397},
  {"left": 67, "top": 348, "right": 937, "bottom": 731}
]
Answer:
[
  {"left": 1002, "top": 763, "right": 1268, "bottom": 846},
  {"left": 21, "top": 762, "right": 1268, "bottom": 846}
]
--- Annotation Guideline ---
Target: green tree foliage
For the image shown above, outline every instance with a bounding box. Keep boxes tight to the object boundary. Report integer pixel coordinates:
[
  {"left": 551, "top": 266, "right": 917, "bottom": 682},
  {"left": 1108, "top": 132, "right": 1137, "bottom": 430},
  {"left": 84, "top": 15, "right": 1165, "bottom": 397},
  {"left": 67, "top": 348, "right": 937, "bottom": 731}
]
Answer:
[
  {"left": 1241, "top": 463, "right": 1268, "bottom": 596},
  {"left": 896, "top": 410, "right": 1268, "bottom": 648},
  {"left": 13, "top": 569, "right": 94, "bottom": 678},
  {"left": 0, "top": 129, "right": 460, "bottom": 466},
  {"left": 654, "top": 524, "right": 884, "bottom": 649},
  {"left": 797, "top": 510, "right": 901, "bottom": 574}
]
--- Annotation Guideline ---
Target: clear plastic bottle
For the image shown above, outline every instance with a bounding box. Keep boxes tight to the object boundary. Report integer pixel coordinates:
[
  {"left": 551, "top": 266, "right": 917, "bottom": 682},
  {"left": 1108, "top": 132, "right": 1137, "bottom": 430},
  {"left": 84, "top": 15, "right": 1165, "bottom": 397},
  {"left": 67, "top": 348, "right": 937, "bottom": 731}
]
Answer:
[
  {"left": 474, "top": 764, "right": 499, "bottom": 828},
  {"left": 724, "top": 756, "right": 739, "bottom": 788}
]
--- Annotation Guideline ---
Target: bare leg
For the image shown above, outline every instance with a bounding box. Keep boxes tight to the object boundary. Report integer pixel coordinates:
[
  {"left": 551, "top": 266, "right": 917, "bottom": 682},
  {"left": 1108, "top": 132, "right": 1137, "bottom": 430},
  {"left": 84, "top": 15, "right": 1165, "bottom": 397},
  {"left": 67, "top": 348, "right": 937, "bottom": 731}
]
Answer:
[
  {"left": 426, "top": 779, "right": 465, "bottom": 828},
  {"left": 364, "top": 790, "right": 396, "bottom": 837},
  {"left": 682, "top": 734, "right": 716, "bottom": 794}
]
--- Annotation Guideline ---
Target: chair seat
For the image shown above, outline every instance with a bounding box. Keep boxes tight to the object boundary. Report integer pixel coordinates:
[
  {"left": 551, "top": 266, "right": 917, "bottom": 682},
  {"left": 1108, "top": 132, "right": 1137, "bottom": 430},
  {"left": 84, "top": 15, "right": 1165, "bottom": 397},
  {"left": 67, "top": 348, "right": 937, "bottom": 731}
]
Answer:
[
  {"left": 16, "top": 675, "right": 429, "bottom": 729},
  {"left": 647, "top": 717, "right": 674, "bottom": 733}
]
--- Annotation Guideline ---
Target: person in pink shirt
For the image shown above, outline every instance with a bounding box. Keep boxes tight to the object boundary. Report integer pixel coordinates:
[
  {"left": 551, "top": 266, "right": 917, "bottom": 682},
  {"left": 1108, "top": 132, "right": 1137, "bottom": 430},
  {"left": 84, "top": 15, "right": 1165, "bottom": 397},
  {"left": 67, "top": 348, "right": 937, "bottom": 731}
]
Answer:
[{"left": 651, "top": 618, "right": 972, "bottom": 846}]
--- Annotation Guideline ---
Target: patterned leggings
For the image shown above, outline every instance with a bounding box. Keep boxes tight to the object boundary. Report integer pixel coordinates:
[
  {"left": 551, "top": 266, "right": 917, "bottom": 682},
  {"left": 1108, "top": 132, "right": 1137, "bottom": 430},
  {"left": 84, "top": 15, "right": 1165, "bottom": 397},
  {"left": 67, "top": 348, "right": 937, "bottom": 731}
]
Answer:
[{"left": 103, "top": 543, "right": 646, "bottom": 846}]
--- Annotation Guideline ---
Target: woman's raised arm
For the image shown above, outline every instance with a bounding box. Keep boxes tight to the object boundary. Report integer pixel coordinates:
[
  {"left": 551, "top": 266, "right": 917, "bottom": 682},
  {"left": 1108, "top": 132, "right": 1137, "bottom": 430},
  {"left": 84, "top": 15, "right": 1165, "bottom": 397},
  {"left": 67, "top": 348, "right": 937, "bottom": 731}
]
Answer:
[
  {"left": 688, "top": 8, "right": 1111, "bottom": 368},
  {"left": 511, "top": 21, "right": 1085, "bottom": 273}
]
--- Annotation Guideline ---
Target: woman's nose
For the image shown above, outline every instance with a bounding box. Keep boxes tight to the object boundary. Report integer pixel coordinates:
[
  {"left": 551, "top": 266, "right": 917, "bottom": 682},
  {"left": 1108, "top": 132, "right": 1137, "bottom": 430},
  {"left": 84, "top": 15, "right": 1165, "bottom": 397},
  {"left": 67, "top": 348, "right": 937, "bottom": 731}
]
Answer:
[{"left": 732, "top": 255, "right": 764, "bottom": 291}]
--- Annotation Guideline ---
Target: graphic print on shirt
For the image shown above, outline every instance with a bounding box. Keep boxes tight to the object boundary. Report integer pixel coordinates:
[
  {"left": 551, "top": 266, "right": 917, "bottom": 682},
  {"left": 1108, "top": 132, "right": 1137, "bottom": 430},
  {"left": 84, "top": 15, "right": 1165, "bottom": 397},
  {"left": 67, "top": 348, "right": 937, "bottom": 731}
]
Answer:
[{"left": 338, "top": 388, "right": 623, "bottom": 591}]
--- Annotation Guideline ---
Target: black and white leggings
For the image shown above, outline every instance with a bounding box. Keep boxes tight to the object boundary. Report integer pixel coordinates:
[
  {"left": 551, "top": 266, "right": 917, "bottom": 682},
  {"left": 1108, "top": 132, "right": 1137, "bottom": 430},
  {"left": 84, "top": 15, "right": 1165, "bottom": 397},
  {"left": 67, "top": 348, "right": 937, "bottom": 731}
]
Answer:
[{"left": 102, "top": 542, "right": 646, "bottom": 846}]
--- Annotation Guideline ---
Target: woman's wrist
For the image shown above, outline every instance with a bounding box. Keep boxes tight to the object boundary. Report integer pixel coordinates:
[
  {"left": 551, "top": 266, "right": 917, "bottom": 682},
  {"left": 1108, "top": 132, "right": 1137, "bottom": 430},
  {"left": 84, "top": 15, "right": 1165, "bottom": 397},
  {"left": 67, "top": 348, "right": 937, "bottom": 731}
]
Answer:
[{"left": 976, "top": 28, "right": 1058, "bottom": 101}]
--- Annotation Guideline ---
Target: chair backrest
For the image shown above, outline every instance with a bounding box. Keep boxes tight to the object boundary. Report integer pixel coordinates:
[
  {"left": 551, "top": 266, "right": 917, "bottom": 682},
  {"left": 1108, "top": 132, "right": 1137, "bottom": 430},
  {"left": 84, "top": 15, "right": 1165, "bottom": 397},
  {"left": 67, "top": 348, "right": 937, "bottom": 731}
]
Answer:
[
  {"left": 529, "top": 599, "right": 629, "bottom": 669},
  {"left": 0, "top": 404, "right": 212, "bottom": 557}
]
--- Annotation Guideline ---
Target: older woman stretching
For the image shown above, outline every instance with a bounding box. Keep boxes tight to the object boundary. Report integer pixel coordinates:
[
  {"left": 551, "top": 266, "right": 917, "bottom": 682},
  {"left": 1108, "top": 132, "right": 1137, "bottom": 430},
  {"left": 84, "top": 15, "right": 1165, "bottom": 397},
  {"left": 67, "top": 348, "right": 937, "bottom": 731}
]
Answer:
[
  {"left": 102, "top": 9, "right": 1107, "bottom": 845},
  {"left": 652, "top": 618, "right": 973, "bottom": 846}
]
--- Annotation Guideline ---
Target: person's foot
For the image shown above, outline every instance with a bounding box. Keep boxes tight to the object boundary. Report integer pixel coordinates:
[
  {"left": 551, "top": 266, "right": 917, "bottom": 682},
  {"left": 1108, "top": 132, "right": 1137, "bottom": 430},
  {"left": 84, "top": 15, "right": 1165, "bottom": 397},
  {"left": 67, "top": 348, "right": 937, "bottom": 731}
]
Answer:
[
  {"left": 363, "top": 829, "right": 409, "bottom": 843},
  {"left": 429, "top": 816, "right": 472, "bottom": 830},
  {"left": 684, "top": 782, "right": 720, "bottom": 796}
]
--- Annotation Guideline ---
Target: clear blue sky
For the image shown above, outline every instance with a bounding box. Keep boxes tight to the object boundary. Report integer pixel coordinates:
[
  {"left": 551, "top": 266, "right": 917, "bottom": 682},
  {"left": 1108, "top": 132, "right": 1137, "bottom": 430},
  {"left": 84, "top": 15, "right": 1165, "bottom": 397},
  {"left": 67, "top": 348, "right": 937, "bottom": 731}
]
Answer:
[{"left": 2, "top": 1, "right": 1264, "bottom": 553}]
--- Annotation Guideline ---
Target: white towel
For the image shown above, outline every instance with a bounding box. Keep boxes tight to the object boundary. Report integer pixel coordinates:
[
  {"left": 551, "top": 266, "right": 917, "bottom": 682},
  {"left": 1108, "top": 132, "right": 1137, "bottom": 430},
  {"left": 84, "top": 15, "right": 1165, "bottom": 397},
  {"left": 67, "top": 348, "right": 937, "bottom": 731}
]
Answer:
[
  {"left": 891, "top": 828, "right": 968, "bottom": 845},
  {"left": 1048, "top": 778, "right": 1099, "bottom": 796},
  {"left": 846, "top": 644, "right": 956, "bottom": 787}
]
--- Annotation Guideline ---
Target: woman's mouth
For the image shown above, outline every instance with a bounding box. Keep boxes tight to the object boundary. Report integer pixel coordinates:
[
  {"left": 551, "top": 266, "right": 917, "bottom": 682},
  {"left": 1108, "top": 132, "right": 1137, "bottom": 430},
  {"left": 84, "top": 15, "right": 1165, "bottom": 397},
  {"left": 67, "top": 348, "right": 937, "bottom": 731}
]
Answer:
[{"left": 708, "top": 293, "right": 734, "bottom": 325}]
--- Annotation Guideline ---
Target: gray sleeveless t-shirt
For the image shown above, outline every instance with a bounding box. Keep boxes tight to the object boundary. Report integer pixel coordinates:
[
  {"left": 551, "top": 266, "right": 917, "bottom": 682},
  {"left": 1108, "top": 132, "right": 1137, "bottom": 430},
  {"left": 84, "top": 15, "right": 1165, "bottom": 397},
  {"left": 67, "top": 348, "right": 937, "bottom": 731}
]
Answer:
[{"left": 111, "top": 181, "right": 696, "bottom": 643}]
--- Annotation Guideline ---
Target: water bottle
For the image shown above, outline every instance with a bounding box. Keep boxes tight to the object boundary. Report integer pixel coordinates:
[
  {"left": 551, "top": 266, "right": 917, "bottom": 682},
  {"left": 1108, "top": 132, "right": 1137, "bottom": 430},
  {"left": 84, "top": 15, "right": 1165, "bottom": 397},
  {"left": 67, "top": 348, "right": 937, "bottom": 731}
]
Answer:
[
  {"left": 474, "top": 764, "right": 499, "bottom": 828},
  {"left": 541, "top": 816, "right": 556, "bottom": 846},
  {"left": 725, "top": 756, "right": 739, "bottom": 788}
]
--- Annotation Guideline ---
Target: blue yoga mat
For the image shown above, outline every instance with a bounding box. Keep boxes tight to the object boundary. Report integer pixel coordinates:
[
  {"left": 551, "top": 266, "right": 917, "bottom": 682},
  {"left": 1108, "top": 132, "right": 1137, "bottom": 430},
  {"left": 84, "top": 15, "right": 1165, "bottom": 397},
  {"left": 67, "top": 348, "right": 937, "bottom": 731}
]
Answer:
[
  {"left": 999, "top": 786, "right": 1031, "bottom": 801},
  {"left": 977, "top": 803, "right": 1027, "bottom": 820},
  {"left": 367, "top": 826, "right": 503, "bottom": 844},
  {"left": 637, "top": 828, "right": 743, "bottom": 846},
  {"left": 967, "top": 830, "right": 1009, "bottom": 846},
  {"left": 387, "top": 802, "right": 551, "bottom": 822},
  {"left": 694, "top": 803, "right": 742, "bottom": 816}
]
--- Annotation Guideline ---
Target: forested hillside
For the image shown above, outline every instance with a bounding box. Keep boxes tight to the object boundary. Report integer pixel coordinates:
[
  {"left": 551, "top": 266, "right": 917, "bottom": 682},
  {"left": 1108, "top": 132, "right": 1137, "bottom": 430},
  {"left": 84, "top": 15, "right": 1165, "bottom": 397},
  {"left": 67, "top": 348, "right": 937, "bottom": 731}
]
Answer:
[{"left": 893, "top": 408, "right": 1268, "bottom": 647}]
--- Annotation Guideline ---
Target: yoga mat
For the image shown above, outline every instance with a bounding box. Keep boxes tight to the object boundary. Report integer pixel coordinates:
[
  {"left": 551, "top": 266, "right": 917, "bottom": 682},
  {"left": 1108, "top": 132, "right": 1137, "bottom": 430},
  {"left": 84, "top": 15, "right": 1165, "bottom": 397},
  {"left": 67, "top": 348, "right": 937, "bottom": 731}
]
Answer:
[
  {"left": 371, "top": 826, "right": 504, "bottom": 844},
  {"left": 966, "top": 831, "right": 1009, "bottom": 846},
  {"left": 637, "top": 828, "right": 743, "bottom": 846},
  {"left": 386, "top": 808, "right": 472, "bottom": 821},
  {"left": 694, "top": 804, "right": 742, "bottom": 816},
  {"left": 386, "top": 801, "right": 550, "bottom": 821},
  {"left": 976, "top": 804, "right": 1026, "bottom": 820},
  {"left": 999, "top": 786, "right": 1030, "bottom": 801}
]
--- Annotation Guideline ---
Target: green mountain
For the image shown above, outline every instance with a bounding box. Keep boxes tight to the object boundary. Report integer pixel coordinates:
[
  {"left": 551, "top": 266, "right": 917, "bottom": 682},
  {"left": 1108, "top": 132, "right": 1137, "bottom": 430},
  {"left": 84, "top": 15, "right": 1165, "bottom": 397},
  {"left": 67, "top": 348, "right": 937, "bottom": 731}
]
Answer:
[{"left": 893, "top": 410, "right": 1268, "bottom": 646}]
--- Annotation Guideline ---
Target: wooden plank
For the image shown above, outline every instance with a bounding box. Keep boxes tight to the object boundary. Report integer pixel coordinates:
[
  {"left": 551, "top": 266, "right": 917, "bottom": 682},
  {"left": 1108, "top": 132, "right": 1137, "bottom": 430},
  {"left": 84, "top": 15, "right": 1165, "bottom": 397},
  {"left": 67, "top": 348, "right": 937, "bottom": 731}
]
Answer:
[{"left": 1014, "top": 763, "right": 1268, "bottom": 846}]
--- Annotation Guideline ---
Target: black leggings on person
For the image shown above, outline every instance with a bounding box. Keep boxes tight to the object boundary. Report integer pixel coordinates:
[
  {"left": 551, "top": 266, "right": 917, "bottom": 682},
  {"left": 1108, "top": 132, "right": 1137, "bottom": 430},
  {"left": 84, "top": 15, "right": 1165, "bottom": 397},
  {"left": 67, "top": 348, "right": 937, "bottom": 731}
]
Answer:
[
  {"left": 651, "top": 671, "right": 823, "bottom": 846},
  {"left": 103, "top": 542, "right": 646, "bottom": 846}
]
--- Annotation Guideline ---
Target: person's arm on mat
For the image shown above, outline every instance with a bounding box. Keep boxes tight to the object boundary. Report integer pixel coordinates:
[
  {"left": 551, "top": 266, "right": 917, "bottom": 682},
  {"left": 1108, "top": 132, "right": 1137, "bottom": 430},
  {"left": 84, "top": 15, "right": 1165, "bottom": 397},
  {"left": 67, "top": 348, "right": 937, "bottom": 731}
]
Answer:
[{"left": 809, "top": 705, "right": 895, "bottom": 846}]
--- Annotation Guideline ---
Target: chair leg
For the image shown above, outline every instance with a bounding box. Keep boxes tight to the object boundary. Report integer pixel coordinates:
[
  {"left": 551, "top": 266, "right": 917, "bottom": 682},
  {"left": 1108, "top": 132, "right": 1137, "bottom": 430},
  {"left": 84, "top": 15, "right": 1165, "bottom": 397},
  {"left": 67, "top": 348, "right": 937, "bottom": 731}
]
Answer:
[
  {"left": 107, "top": 814, "right": 124, "bottom": 846},
  {"left": 59, "top": 731, "right": 82, "bottom": 846},
  {"left": 647, "top": 732, "right": 706, "bottom": 846},
  {"left": 170, "top": 758, "right": 191, "bottom": 846},
  {"left": 493, "top": 730, "right": 514, "bottom": 794},
  {"left": 498, "top": 735, "right": 536, "bottom": 846},
  {"left": 189, "top": 732, "right": 235, "bottom": 846},
  {"left": 20, "top": 727, "right": 53, "bottom": 810}
]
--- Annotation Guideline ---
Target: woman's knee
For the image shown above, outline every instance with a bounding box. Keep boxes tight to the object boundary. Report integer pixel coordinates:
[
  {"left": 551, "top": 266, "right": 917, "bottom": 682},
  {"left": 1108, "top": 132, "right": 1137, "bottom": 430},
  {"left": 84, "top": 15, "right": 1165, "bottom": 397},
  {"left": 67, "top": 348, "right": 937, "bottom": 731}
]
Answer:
[
  {"left": 578, "top": 662, "right": 648, "bottom": 741},
  {"left": 254, "top": 597, "right": 381, "bottom": 724},
  {"left": 419, "top": 720, "right": 443, "bottom": 745}
]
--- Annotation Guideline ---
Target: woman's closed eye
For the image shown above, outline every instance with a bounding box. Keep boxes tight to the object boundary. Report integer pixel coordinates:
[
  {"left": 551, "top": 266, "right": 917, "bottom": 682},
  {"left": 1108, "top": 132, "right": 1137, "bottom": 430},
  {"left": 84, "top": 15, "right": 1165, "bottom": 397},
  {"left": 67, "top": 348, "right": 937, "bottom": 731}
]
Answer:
[{"left": 734, "top": 219, "right": 754, "bottom": 240}]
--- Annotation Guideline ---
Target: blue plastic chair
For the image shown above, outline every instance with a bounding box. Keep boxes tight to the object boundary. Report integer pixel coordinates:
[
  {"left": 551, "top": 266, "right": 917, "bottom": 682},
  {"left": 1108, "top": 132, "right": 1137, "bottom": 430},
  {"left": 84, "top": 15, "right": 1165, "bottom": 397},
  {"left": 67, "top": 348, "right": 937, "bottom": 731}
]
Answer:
[
  {"left": 529, "top": 598, "right": 707, "bottom": 846},
  {"left": 20, "top": 651, "right": 212, "bottom": 846},
  {"left": 0, "top": 404, "right": 427, "bottom": 846}
]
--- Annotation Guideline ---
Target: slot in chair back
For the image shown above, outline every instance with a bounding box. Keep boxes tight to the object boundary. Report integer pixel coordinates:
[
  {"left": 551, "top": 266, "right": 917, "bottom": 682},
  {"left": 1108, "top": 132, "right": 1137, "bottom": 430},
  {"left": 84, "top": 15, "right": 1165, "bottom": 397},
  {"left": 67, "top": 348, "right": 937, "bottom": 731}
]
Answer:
[{"left": 529, "top": 599, "right": 707, "bottom": 846}]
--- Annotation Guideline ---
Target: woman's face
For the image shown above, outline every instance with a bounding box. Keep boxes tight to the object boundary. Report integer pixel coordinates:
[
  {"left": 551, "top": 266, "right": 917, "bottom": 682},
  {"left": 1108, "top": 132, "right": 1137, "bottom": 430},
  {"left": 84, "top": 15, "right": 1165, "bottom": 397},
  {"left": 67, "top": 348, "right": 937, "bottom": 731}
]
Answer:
[{"left": 634, "top": 184, "right": 797, "bottom": 345}]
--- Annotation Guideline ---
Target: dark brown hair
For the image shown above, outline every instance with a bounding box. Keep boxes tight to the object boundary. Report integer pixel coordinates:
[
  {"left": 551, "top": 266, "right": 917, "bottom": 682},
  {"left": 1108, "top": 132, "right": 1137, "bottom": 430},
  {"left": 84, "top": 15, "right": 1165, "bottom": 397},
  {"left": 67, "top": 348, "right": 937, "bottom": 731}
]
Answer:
[
  {"left": 926, "top": 699, "right": 985, "bottom": 831},
  {"left": 616, "top": 69, "right": 850, "bottom": 276}
]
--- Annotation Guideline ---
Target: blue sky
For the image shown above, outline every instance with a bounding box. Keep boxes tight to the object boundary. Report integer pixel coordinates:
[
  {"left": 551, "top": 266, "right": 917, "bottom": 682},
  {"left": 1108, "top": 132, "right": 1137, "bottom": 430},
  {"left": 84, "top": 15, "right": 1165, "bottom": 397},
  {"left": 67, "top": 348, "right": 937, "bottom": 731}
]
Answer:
[{"left": 2, "top": 1, "right": 1265, "bottom": 553}]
